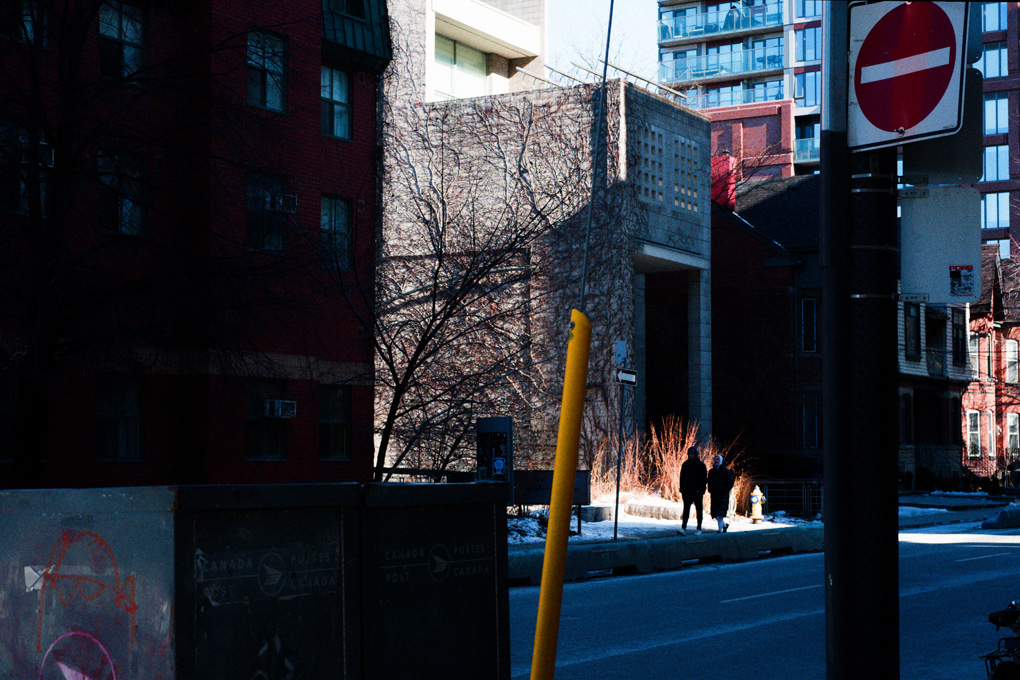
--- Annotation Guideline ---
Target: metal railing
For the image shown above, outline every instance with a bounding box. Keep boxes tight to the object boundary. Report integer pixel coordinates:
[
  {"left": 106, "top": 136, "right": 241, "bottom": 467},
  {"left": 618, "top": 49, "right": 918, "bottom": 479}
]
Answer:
[
  {"left": 794, "top": 137, "right": 820, "bottom": 162},
  {"left": 659, "top": 44, "right": 785, "bottom": 86},
  {"left": 761, "top": 480, "right": 823, "bottom": 519},
  {"left": 659, "top": 2, "right": 784, "bottom": 43},
  {"left": 682, "top": 83, "right": 786, "bottom": 110}
]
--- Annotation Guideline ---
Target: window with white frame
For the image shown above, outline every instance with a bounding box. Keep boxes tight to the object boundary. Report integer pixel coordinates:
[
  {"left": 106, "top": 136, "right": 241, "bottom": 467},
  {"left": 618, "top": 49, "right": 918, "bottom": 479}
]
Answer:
[
  {"left": 981, "top": 191, "right": 1010, "bottom": 229},
  {"left": 984, "top": 92, "right": 1009, "bottom": 135},
  {"left": 1007, "top": 339, "right": 1019, "bottom": 383},
  {"left": 1008, "top": 412, "right": 1019, "bottom": 457},
  {"left": 99, "top": 2, "right": 144, "bottom": 79},
  {"left": 321, "top": 66, "right": 350, "bottom": 139},
  {"left": 970, "top": 332, "right": 980, "bottom": 374},
  {"left": 983, "top": 145, "right": 1009, "bottom": 182},
  {"left": 977, "top": 42, "right": 1008, "bottom": 78},
  {"left": 795, "top": 26, "right": 821, "bottom": 62},
  {"left": 987, "top": 411, "right": 996, "bottom": 458},
  {"left": 247, "top": 30, "right": 286, "bottom": 111},
  {"left": 968, "top": 410, "right": 982, "bottom": 457},
  {"left": 245, "top": 379, "right": 287, "bottom": 460},
  {"left": 321, "top": 195, "right": 352, "bottom": 270},
  {"left": 433, "top": 35, "right": 486, "bottom": 101},
  {"left": 96, "top": 374, "right": 141, "bottom": 461}
]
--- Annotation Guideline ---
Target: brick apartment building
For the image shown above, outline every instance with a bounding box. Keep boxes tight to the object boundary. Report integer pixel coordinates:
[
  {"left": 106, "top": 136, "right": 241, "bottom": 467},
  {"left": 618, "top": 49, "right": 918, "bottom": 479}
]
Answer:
[{"left": 0, "top": 0, "right": 390, "bottom": 487}]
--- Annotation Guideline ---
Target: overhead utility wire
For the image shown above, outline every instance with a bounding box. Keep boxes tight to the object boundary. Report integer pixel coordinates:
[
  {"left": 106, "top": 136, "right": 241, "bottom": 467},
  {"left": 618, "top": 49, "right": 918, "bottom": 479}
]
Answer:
[{"left": 578, "top": 0, "right": 616, "bottom": 314}]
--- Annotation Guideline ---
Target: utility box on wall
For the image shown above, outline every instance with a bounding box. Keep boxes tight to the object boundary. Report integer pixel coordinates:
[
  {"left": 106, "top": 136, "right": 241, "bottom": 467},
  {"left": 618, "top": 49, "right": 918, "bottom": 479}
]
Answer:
[{"left": 0, "top": 482, "right": 508, "bottom": 680}]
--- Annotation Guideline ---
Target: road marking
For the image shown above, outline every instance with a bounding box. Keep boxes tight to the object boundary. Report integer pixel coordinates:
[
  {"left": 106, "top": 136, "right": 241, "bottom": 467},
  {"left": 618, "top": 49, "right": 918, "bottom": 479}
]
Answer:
[
  {"left": 860, "top": 47, "right": 951, "bottom": 84},
  {"left": 956, "top": 552, "right": 1014, "bottom": 563},
  {"left": 720, "top": 584, "right": 822, "bottom": 604}
]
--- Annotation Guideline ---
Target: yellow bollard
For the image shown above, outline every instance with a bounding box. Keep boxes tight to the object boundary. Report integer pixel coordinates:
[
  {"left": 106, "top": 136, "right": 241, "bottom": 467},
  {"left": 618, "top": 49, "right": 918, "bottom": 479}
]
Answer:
[{"left": 530, "top": 309, "right": 592, "bottom": 680}]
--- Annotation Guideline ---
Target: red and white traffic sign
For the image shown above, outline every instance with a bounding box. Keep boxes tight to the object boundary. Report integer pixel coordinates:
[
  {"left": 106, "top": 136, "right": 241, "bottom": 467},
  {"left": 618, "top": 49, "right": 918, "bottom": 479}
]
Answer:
[{"left": 848, "top": 1, "right": 969, "bottom": 150}]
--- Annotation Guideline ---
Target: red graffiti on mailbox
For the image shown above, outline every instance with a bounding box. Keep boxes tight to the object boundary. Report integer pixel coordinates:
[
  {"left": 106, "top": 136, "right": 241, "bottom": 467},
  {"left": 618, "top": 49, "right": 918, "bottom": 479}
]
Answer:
[{"left": 36, "top": 532, "right": 138, "bottom": 653}]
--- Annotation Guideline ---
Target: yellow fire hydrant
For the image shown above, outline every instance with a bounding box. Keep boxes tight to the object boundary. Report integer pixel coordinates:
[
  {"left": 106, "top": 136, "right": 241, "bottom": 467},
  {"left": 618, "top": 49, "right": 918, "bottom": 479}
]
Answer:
[{"left": 750, "top": 485, "right": 765, "bottom": 523}]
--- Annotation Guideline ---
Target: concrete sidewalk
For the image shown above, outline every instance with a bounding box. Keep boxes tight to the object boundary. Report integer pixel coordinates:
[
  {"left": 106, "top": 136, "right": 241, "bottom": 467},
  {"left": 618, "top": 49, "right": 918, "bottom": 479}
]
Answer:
[{"left": 508, "top": 495, "right": 1012, "bottom": 586}]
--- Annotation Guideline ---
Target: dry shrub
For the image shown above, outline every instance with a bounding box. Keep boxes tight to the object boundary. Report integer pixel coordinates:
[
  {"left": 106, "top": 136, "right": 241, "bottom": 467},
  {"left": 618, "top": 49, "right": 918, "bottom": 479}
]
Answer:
[
  {"left": 590, "top": 432, "right": 646, "bottom": 498},
  {"left": 588, "top": 417, "right": 752, "bottom": 516}
]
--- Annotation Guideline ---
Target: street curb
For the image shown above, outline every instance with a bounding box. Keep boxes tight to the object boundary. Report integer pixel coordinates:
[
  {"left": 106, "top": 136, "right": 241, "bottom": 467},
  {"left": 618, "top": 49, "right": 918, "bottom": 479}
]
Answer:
[{"left": 507, "top": 525, "right": 824, "bottom": 586}]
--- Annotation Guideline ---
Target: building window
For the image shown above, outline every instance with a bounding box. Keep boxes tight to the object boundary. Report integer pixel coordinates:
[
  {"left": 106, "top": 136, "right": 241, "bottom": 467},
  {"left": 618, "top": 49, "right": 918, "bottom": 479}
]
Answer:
[
  {"left": 96, "top": 375, "right": 141, "bottom": 461},
  {"left": 802, "top": 394, "right": 819, "bottom": 449},
  {"left": 981, "top": 191, "right": 1010, "bottom": 229},
  {"left": 904, "top": 303, "right": 921, "bottom": 359},
  {"left": 795, "top": 27, "right": 821, "bottom": 63},
  {"left": 900, "top": 393, "right": 913, "bottom": 445},
  {"left": 433, "top": 35, "right": 486, "bottom": 101},
  {"left": 987, "top": 411, "right": 996, "bottom": 458},
  {"left": 321, "top": 195, "right": 352, "bottom": 269},
  {"left": 748, "top": 79, "right": 782, "bottom": 103},
  {"left": 99, "top": 2, "right": 143, "bottom": 79},
  {"left": 247, "top": 30, "right": 286, "bottom": 111},
  {"left": 1008, "top": 412, "right": 1019, "bottom": 459},
  {"left": 970, "top": 332, "right": 980, "bottom": 374},
  {"left": 246, "top": 173, "right": 291, "bottom": 252},
  {"left": 1007, "top": 339, "right": 1019, "bottom": 383},
  {"left": 795, "top": 70, "right": 820, "bottom": 107},
  {"left": 1, "top": 1, "right": 47, "bottom": 45},
  {"left": 982, "top": 2, "right": 1007, "bottom": 32},
  {"left": 988, "top": 238, "right": 1011, "bottom": 259},
  {"left": 984, "top": 92, "right": 1009, "bottom": 135},
  {"left": 705, "top": 83, "right": 741, "bottom": 108},
  {"left": 1, "top": 127, "right": 51, "bottom": 217},
  {"left": 977, "top": 42, "right": 1008, "bottom": 79},
  {"left": 320, "top": 384, "right": 350, "bottom": 460},
  {"left": 98, "top": 152, "right": 143, "bottom": 235},
  {"left": 801, "top": 298, "right": 817, "bottom": 353},
  {"left": 245, "top": 380, "right": 287, "bottom": 460},
  {"left": 983, "top": 145, "right": 1009, "bottom": 182},
  {"left": 952, "top": 308, "right": 966, "bottom": 366},
  {"left": 327, "top": 0, "right": 365, "bottom": 19},
  {"left": 796, "top": 0, "right": 822, "bottom": 19},
  {"left": 968, "top": 410, "right": 982, "bottom": 458},
  {"left": 988, "top": 334, "right": 995, "bottom": 376},
  {"left": 321, "top": 66, "right": 350, "bottom": 139}
]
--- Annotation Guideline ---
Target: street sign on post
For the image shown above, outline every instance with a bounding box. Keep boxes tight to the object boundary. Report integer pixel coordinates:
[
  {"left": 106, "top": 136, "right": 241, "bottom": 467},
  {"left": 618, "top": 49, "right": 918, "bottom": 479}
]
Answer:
[
  {"left": 900, "top": 186, "right": 981, "bottom": 304},
  {"left": 849, "top": 1, "right": 969, "bottom": 150}
]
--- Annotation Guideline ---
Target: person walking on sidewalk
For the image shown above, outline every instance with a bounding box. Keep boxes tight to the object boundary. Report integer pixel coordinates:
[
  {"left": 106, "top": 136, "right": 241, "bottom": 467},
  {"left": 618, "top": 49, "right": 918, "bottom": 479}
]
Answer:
[
  {"left": 679, "top": 447, "right": 707, "bottom": 535},
  {"left": 708, "top": 454, "right": 734, "bottom": 533}
]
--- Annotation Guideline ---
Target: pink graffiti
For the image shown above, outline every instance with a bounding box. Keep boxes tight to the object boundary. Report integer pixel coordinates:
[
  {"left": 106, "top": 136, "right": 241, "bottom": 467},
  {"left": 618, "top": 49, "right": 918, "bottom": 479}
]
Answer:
[
  {"left": 36, "top": 532, "right": 138, "bottom": 653},
  {"left": 39, "top": 631, "right": 117, "bottom": 680}
]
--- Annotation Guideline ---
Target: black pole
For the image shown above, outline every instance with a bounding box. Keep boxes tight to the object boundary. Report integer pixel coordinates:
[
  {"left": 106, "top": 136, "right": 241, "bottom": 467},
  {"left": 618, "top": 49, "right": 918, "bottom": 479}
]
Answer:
[{"left": 822, "top": 3, "right": 900, "bottom": 679}]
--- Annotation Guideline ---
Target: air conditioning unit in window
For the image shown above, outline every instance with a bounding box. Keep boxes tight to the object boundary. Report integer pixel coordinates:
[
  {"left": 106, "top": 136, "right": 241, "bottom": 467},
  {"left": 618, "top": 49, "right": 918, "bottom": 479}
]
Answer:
[
  {"left": 270, "top": 193, "right": 298, "bottom": 213},
  {"left": 263, "top": 399, "right": 297, "bottom": 419}
]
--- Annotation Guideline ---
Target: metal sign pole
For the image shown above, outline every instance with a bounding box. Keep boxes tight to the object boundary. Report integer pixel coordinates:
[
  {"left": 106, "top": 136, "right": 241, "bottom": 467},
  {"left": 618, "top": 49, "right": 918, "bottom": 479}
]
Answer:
[{"left": 614, "top": 381, "right": 624, "bottom": 541}]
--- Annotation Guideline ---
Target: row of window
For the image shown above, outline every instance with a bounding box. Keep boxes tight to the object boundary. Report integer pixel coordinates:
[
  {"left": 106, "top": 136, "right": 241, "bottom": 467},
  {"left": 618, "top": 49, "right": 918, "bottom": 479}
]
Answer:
[
  {"left": 0, "top": 377, "right": 352, "bottom": 462},
  {"left": 902, "top": 304, "right": 969, "bottom": 366},
  {"left": 968, "top": 334, "right": 1020, "bottom": 382},
  {"left": 966, "top": 410, "right": 1020, "bottom": 459}
]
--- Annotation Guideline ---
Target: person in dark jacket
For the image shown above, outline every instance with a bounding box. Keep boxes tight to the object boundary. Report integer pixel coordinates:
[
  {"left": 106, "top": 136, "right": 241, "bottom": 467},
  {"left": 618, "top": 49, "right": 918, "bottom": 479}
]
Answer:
[
  {"left": 678, "top": 447, "right": 707, "bottom": 535},
  {"left": 708, "top": 454, "right": 735, "bottom": 532}
]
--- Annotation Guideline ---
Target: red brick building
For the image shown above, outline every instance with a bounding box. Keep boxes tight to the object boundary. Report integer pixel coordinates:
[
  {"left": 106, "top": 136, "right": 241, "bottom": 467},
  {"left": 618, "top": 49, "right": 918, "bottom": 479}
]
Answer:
[{"left": 0, "top": 0, "right": 390, "bottom": 487}]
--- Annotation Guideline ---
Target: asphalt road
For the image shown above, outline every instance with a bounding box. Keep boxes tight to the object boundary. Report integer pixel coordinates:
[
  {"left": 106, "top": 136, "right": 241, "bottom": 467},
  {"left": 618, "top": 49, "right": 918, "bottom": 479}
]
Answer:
[{"left": 509, "top": 526, "right": 1020, "bottom": 680}]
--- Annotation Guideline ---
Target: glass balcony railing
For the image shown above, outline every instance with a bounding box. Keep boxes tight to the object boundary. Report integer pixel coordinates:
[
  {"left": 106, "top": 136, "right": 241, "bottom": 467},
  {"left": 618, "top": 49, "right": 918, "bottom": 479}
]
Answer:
[
  {"left": 659, "top": 2, "right": 784, "bottom": 43},
  {"left": 659, "top": 45, "right": 785, "bottom": 86},
  {"left": 794, "top": 137, "right": 820, "bottom": 163},
  {"left": 682, "top": 84, "right": 785, "bottom": 110}
]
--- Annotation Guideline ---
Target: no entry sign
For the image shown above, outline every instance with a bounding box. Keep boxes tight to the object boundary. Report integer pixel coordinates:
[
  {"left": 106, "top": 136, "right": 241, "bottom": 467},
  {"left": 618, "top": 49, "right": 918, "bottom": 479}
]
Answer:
[{"left": 848, "top": 1, "right": 969, "bottom": 150}]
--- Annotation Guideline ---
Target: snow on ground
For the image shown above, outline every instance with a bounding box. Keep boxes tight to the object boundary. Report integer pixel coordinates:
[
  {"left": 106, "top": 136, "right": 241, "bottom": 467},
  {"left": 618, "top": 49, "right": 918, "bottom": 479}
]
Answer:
[{"left": 507, "top": 493, "right": 991, "bottom": 544}]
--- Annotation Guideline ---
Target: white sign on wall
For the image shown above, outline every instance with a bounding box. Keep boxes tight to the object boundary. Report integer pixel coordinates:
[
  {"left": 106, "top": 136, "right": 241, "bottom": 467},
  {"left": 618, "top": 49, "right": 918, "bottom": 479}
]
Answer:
[{"left": 900, "top": 186, "right": 981, "bottom": 303}]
